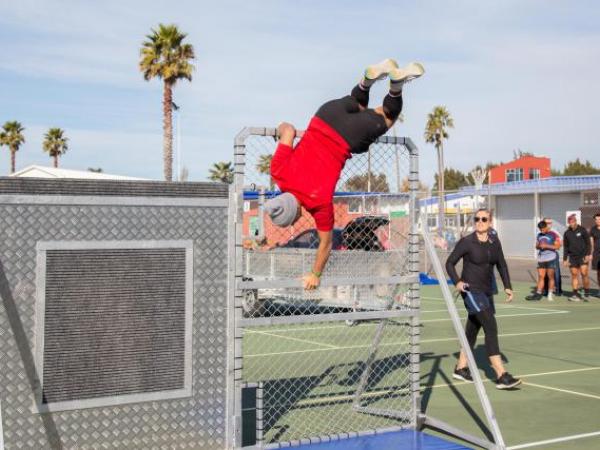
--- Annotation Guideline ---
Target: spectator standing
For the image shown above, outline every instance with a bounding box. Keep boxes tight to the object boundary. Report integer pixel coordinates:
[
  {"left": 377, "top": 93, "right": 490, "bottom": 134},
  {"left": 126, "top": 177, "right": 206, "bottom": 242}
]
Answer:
[
  {"left": 563, "top": 214, "right": 592, "bottom": 301},
  {"left": 526, "top": 221, "right": 558, "bottom": 301},
  {"left": 542, "top": 217, "right": 563, "bottom": 296},
  {"left": 590, "top": 213, "right": 600, "bottom": 298}
]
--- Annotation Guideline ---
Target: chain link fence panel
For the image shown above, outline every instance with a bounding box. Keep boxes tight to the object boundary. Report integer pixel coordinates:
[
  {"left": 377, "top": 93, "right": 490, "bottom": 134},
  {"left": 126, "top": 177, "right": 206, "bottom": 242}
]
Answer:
[{"left": 232, "top": 128, "right": 421, "bottom": 448}]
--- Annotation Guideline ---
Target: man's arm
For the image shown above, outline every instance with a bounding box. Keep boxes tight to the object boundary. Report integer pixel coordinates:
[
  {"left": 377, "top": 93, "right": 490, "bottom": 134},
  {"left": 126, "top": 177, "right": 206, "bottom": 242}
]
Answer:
[
  {"left": 278, "top": 122, "right": 296, "bottom": 147},
  {"left": 583, "top": 228, "right": 592, "bottom": 262},
  {"left": 562, "top": 232, "right": 568, "bottom": 259},
  {"left": 303, "top": 230, "right": 332, "bottom": 290},
  {"left": 552, "top": 231, "right": 562, "bottom": 250}
]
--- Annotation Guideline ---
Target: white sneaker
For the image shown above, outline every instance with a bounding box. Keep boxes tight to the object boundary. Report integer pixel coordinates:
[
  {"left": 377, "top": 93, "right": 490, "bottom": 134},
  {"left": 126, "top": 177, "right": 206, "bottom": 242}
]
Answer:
[
  {"left": 547, "top": 291, "right": 554, "bottom": 302},
  {"left": 364, "top": 58, "right": 399, "bottom": 81},
  {"left": 389, "top": 62, "right": 426, "bottom": 85}
]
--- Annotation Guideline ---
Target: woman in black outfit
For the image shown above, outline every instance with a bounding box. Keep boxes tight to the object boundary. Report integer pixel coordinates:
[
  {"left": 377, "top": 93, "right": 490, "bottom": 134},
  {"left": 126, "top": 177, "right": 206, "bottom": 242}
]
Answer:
[{"left": 445, "top": 208, "right": 522, "bottom": 389}]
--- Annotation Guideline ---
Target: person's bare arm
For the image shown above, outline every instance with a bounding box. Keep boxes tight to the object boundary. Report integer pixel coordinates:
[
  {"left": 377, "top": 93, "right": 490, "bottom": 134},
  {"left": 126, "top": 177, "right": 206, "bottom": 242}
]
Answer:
[
  {"left": 278, "top": 122, "right": 296, "bottom": 147},
  {"left": 303, "top": 230, "right": 333, "bottom": 290}
]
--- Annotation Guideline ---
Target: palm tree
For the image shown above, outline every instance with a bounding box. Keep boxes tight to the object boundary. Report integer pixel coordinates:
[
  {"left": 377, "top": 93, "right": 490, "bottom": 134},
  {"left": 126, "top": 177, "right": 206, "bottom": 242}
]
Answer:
[
  {"left": 43, "top": 128, "right": 69, "bottom": 168},
  {"left": 0, "top": 121, "right": 25, "bottom": 174},
  {"left": 424, "top": 106, "right": 454, "bottom": 234},
  {"left": 208, "top": 162, "right": 233, "bottom": 184},
  {"left": 256, "top": 154, "right": 274, "bottom": 188},
  {"left": 140, "top": 24, "right": 195, "bottom": 182}
]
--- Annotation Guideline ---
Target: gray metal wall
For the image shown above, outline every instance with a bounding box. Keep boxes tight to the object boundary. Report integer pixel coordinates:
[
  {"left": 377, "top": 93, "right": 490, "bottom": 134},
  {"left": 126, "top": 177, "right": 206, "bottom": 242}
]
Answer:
[
  {"left": 495, "top": 192, "right": 581, "bottom": 258},
  {"left": 495, "top": 195, "right": 535, "bottom": 258},
  {"left": 0, "top": 178, "right": 230, "bottom": 449},
  {"left": 540, "top": 193, "right": 581, "bottom": 237}
]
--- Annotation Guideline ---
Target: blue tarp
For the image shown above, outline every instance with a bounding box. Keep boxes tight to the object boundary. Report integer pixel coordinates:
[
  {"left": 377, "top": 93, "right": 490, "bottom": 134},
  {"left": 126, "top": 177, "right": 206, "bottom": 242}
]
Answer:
[{"left": 291, "top": 430, "right": 471, "bottom": 449}]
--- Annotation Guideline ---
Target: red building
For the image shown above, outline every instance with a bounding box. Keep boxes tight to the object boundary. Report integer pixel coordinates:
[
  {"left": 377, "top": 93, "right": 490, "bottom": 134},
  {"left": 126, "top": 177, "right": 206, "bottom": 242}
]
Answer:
[{"left": 489, "top": 155, "right": 551, "bottom": 184}]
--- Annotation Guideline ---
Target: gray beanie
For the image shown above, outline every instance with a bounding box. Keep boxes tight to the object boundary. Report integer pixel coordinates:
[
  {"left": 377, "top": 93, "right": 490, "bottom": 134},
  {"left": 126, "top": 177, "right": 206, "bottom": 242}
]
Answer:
[{"left": 264, "top": 193, "right": 299, "bottom": 227}]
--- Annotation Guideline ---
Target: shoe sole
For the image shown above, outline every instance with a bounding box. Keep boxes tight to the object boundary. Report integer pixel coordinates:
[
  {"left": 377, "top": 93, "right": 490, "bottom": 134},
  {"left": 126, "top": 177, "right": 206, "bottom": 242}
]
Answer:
[
  {"left": 452, "top": 373, "right": 473, "bottom": 383},
  {"left": 496, "top": 379, "right": 522, "bottom": 390},
  {"left": 390, "top": 62, "right": 425, "bottom": 83},
  {"left": 364, "top": 58, "right": 399, "bottom": 81}
]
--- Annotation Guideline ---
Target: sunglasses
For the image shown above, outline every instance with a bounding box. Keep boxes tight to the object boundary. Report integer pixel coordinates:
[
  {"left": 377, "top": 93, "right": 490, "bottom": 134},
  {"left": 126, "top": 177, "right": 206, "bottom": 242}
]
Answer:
[{"left": 474, "top": 217, "right": 489, "bottom": 223}]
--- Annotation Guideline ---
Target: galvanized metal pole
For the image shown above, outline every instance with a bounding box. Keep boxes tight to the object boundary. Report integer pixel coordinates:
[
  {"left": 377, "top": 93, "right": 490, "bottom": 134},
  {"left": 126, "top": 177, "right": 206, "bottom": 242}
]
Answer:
[
  {"left": 421, "top": 229, "right": 506, "bottom": 449},
  {"left": 406, "top": 138, "right": 421, "bottom": 427},
  {"left": 0, "top": 399, "right": 4, "bottom": 450},
  {"left": 258, "top": 186, "right": 265, "bottom": 238}
]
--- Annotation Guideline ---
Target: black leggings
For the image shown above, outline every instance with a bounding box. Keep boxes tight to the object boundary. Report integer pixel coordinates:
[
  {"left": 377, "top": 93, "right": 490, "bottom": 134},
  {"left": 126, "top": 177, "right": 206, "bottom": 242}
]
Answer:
[
  {"left": 465, "top": 309, "right": 500, "bottom": 357},
  {"left": 314, "top": 85, "right": 403, "bottom": 154}
]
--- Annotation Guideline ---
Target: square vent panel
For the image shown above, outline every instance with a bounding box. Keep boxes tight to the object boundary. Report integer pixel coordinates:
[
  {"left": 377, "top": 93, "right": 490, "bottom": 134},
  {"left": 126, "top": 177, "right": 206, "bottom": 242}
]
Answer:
[{"left": 35, "top": 241, "right": 193, "bottom": 412}]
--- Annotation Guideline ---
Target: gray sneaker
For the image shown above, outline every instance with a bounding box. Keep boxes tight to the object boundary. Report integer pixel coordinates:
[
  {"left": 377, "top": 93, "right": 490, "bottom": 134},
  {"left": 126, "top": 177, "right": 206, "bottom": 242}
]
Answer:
[{"left": 569, "top": 293, "right": 582, "bottom": 302}]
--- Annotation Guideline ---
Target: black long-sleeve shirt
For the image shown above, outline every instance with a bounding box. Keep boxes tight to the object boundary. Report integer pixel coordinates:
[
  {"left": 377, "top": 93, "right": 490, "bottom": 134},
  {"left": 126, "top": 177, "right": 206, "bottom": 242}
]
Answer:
[
  {"left": 563, "top": 225, "right": 591, "bottom": 260},
  {"left": 445, "top": 232, "right": 512, "bottom": 295}
]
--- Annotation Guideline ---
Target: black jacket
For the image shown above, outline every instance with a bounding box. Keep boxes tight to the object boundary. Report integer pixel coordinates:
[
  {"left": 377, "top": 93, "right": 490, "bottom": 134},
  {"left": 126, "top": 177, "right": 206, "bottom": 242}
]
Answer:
[
  {"left": 563, "top": 225, "right": 591, "bottom": 260},
  {"left": 445, "top": 232, "right": 512, "bottom": 295}
]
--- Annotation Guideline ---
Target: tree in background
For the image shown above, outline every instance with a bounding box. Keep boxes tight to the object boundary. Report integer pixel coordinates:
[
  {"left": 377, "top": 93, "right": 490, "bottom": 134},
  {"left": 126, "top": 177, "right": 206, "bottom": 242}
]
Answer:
[
  {"left": 345, "top": 172, "right": 390, "bottom": 192},
  {"left": 43, "top": 128, "right": 68, "bottom": 168},
  {"left": 0, "top": 121, "right": 25, "bottom": 174},
  {"left": 424, "top": 106, "right": 454, "bottom": 234},
  {"left": 400, "top": 177, "right": 428, "bottom": 193},
  {"left": 512, "top": 149, "right": 534, "bottom": 159},
  {"left": 554, "top": 158, "right": 600, "bottom": 176},
  {"left": 140, "top": 24, "right": 195, "bottom": 182},
  {"left": 433, "top": 167, "right": 469, "bottom": 192},
  {"left": 256, "top": 154, "right": 274, "bottom": 188},
  {"left": 208, "top": 161, "right": 233, "bottom": 184}
]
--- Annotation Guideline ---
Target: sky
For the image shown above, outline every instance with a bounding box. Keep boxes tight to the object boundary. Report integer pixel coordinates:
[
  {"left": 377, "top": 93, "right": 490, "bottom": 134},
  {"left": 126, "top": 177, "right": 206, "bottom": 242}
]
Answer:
[{"left": 0, "top": 0, "right": 599, "bottom": 185}]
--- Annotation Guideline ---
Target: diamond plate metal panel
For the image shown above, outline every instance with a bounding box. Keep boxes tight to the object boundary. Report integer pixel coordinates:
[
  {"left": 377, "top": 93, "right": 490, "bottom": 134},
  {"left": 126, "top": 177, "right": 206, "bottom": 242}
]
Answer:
[{"left": 0, "top": 202, "right": 228, "bottom": 449}]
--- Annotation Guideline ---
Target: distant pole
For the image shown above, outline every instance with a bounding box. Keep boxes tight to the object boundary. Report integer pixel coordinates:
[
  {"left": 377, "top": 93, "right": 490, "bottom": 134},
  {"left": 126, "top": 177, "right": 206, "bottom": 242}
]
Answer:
[
  {"left": 393, "top": 123, "right": 401, "bottom": 193},
  {"left": 367, "top": 149, "right": 372, "bottom": 192}
]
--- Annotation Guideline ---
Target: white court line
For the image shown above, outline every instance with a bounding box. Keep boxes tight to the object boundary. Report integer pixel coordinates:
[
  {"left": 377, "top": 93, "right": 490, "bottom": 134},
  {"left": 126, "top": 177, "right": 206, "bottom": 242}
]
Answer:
[
  {"left": 246, "top": 329, "right": 339, "bottom": 349},
  {"left": 425, "top": 366, "right": 600, "bottom": 390},
  {"left": 523, "top": 381, "right": 600, "bottom": 401},
  {"left": 421, "top": 326, "right": 600, "bottom": 345},
  {"left": 245, "top": 326, "right": 600, "bottom": 357},
  {"left": 246, "top": 310, "right": 567, "bottom": 334},
  {"left": 421, "top": 311, "right": 567, "bottom": 323},
  {"left": 507, "top": 430, "right": 600, "bottom": 449},
  {"left": 504, "top": 304, "right": 568, "bottom": 313},
  {"left": 421, "top": 295, "right": 568, "bottom": 314}
]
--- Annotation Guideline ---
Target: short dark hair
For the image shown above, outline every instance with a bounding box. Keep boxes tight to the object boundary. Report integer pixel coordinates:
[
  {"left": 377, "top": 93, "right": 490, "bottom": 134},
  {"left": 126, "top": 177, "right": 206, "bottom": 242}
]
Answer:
[
  {"left": 475, "top": 208, "right": 491, "bottom": 217},
  {"left": 538, "top": 220, "right": 548, "bottom": 230},
  {"left": 594, "top": 212, "right": 600, "bottom": 219}
]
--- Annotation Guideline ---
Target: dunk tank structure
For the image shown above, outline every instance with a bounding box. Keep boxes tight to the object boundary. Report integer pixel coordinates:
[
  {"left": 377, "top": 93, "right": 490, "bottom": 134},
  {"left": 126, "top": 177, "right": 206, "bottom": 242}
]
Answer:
[{"left": 230, "top": 128, "right": 506, "bottom": 449}]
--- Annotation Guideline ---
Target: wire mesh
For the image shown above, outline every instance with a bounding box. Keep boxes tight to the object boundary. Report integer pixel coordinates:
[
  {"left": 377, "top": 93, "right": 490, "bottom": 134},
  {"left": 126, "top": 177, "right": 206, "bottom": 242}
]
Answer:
[
  {"left": 242, "top": 318, "right": 413, "bottom": 444},
  {"left": 234, "top": 128, "right": 420, "bottom": 447},
  {"left": 240, "top": 134, "right": 413, "bottom": 318}
]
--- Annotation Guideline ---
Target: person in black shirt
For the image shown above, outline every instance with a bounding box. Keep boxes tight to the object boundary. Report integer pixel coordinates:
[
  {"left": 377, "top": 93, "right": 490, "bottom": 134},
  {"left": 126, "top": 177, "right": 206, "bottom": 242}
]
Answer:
[
  {"left": 563, "top": 213, "right": 592, "bottom": 301},
  {"left": 590, "top": 213, "right": 600, "bottom": 298},
  {"left": 445, "top": 208, "right": 521, "bottom": 389}
]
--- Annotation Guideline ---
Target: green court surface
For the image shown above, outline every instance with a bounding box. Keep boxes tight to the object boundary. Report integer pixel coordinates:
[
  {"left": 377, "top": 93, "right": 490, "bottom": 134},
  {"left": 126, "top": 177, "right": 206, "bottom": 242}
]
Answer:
[{"left": 243, "top": 281, "right": 600, "bottom": 449}]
